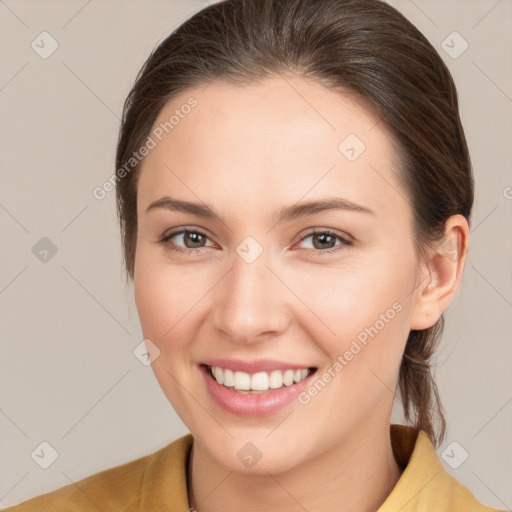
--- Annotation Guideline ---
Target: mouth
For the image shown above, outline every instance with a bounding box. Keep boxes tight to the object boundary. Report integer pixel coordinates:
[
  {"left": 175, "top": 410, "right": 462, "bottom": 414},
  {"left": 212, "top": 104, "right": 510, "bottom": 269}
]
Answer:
[
  {"left": 199, "top": 358, "right": 319, "bottom": 416},
  {"left": 201, "top": 364, "right": 318, "bottom": 394}
]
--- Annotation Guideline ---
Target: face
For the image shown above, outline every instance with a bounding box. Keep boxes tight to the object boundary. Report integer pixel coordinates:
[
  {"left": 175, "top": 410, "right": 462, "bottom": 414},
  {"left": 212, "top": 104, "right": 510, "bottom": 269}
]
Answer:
[{"left": 134, "top": 75, "right": 426, "bottom": 474}]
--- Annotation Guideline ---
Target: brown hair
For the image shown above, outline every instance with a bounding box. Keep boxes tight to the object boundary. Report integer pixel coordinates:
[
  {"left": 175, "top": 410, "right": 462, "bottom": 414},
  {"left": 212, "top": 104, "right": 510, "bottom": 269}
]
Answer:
[{"left": 115, "top": 0, "right": 473, "bottom": 448}]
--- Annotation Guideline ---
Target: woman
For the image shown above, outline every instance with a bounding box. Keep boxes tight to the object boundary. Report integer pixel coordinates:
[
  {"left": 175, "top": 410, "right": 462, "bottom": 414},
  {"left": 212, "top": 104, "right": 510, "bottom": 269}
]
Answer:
[{"left": 3, "top": 0, "right": 505, "bottom": 510}]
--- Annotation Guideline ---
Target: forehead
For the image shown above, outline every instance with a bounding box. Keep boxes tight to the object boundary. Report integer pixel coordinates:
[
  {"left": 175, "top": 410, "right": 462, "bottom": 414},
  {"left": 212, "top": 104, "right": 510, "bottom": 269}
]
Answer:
[{"left": 137, "top": 76, "right": 406, "bottom": 218}]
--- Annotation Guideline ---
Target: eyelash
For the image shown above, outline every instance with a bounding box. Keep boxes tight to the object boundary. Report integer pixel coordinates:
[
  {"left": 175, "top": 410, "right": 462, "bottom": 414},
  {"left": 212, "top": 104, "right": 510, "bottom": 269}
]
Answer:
[{"left": 157, "top": 228, "right": 353, "bottom": 256}]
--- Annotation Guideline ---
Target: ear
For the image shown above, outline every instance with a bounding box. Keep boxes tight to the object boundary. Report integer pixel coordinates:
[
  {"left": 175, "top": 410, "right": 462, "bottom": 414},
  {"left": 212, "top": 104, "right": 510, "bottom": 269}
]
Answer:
[{"left": 410, "top": 214, "right": 470, "bottom": 330}]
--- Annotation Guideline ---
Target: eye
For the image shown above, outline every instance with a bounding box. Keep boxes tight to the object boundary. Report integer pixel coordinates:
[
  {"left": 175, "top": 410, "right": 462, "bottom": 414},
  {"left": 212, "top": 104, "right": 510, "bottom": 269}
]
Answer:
[
  {"left": 296, "top": 229, "right": 352, "bottom": 255},
  {"left": 156, "top": 227, "right": 353, "bottom": 257},
  {"left": 157, "top": 228, "right": 215, "bottom": 255}
]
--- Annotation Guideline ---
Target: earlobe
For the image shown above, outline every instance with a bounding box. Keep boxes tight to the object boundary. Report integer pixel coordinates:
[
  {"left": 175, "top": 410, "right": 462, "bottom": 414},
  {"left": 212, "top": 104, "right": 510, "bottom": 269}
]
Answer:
[{"left": 409, "top": 215, "right": 469, "bottom": 331}]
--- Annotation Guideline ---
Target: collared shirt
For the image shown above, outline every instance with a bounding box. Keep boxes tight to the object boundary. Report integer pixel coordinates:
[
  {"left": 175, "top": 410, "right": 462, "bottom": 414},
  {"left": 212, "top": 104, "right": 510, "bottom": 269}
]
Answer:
[{"left": 2, "top": 424, "right": 505, "bottom": 511}]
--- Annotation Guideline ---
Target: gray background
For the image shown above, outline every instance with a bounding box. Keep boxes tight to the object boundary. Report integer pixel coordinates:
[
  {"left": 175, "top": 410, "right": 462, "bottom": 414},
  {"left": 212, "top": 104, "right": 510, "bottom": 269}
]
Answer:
[{"left": 1, "top": 0, "right": 511, "bottom": 509}]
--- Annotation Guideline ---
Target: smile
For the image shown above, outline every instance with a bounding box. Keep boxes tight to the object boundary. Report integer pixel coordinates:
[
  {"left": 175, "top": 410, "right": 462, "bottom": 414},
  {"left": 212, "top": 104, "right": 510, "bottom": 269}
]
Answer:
[
  {"left": 207, "top": 365, "right": 314, "bottom": 393},
  {"left": 200, "top": 362, "right": 318, "bottom": 416}
]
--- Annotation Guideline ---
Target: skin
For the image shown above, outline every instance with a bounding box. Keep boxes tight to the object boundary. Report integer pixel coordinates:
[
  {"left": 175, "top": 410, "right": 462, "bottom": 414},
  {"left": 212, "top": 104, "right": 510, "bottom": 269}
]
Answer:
[{"left": 133, "top": 75, "right": 469, "bottom": 512}]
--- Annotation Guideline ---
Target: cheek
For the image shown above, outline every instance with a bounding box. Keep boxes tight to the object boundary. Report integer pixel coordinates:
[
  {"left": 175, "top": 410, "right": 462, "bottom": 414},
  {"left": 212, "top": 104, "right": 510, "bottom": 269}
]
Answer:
[
  {"left": 134, "top": 242, "right": 201, "bottom": 339},
  {"left": 134, "top": 261, "right": 192, "bottom": 353},
  {"left": 134, "top": 271, "right": 169, "bottom": 340},
  {"left": 289, "top": 256, "right": 414, "bottom": 396},
  {"left": 133, "top": 255, "right": 217, "bottom": 384},
  {"left": 292, "top": 260, "right": 410, "bottom": 343},
  {"left": 133, "top": 261, "right": 202, "bottom": 422}
]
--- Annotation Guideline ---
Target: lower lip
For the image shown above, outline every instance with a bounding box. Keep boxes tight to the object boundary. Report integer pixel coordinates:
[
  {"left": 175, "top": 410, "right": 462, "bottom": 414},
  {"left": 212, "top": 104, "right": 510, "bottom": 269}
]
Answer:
[{"left": 200, "top": 365, "right": 315, "bottom": 417}]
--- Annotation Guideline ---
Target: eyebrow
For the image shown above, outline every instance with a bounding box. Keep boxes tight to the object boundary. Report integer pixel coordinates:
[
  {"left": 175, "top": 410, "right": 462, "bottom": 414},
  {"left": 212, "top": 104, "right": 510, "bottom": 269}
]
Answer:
[{"left": 144, "top": 196, "right": 375, "bottom": 223}]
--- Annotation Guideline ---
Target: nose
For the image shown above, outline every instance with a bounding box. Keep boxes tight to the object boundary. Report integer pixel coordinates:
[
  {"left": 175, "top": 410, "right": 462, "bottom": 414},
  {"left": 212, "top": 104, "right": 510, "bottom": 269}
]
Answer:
[{"left": 210, "top": 250, "right": 291, "bottom": 345}]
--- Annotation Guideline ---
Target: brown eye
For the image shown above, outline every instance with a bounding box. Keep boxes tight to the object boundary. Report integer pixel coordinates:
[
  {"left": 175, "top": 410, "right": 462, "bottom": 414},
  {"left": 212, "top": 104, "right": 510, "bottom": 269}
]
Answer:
[
  {"left": 297, "top": 230, "right": 353, "bottom": 255},
  {"left": 159, "top": 229, "right": 214, "bottom": 254},
  {"left": 181, "top": 231, "right": 207, "bottom": 248}
]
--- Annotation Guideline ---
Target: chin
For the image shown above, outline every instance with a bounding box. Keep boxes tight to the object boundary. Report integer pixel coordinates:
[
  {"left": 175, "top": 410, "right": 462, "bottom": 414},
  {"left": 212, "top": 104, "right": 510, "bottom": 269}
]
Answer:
[{"left": 215, "top": 443, "right": 305, "bottom": 475}]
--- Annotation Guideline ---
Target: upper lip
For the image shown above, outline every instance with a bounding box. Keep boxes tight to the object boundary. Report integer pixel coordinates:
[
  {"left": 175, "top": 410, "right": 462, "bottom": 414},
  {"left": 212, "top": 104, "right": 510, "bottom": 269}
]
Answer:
[{"left": 201, "top": 358, "right": 315, "bottom": 374}]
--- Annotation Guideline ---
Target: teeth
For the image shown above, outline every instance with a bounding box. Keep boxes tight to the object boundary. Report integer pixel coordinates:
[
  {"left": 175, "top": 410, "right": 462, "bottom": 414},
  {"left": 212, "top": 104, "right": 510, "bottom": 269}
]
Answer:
[
  {"left": 283, "top": 369, "right": 294, "bottom": 386},
  {"left": 269, "top": 370, "right": 283, "bottom": 389},
  {"left": 233, "top": 371, "right": 251, "bottom": 390},
  {"left": 251, "top": 372, "right": 269, "bottom": 391},
  {"left": 224, "top": 368, "right": 234, "bottom": 387},
  {"left": 212, "top": 366, "right": 223, "bottom": 385},
  {"left": 208, "top": 366, "right": 312, "bottom": 392}
]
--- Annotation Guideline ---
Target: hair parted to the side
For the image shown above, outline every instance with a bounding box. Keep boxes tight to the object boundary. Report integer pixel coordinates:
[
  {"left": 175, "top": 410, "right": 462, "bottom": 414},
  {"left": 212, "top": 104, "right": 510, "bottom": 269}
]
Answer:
[{"left": 115, "top": 0, "right": 473, "bottom": 448}]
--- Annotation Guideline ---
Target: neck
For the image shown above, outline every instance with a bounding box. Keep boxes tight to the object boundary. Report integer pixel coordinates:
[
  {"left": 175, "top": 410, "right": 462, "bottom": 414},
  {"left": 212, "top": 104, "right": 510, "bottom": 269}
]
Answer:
[{"left": 187, "top": 419, "right": 403, "bottom": 512}]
